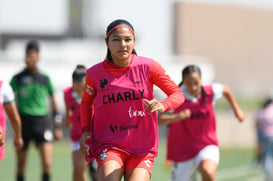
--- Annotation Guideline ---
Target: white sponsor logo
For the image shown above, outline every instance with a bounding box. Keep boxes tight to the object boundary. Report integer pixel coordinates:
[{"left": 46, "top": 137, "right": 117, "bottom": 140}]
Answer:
[{"left": 128, "top": 106, "right": 145, "bottom": 118}]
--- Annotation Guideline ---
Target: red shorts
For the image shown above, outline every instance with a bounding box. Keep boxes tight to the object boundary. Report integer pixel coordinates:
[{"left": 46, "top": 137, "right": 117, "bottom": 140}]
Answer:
[{"left": 96, "top": 149, "right": 154, "bottom": 175}]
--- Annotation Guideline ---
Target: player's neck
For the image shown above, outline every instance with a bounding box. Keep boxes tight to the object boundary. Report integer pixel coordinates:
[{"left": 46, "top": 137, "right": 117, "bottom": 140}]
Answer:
[{"left": 26, "top": 66, "right": 38, "bottom": 73}]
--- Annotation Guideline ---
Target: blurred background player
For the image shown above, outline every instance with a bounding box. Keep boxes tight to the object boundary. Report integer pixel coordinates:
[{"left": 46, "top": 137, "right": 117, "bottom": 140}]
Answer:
[
  {"left": 0, "top": 80, "right": 23, "bottom": 162},
  {"left": 10, "top": 40, "right": 63, "bottom": 181},
  {"left": 0, "top": 125, "right": 3, "bottom": 146},
  {"left": 158, "top": 64, "right": 244, "bottom": 181},
  {"left": 252, "top": 97, "right": 271, "bottom": 170},
  {"left": 255, "top": 97, "right": 273, "bottom": 181},
  {"left": 64, "top": 64, "right": 97, "bottom": 181}
]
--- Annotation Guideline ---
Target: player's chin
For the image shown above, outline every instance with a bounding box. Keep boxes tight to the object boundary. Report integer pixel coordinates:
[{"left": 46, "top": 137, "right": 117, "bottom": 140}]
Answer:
[
  {"left": 190, "top": 91, "right": 199, "bottom": 97},
  {"left": 118, "top": 52, "right": 129, "bottom": 58},
  {"left": 118, "top": 55, "right": 131, "bottom": 61}
]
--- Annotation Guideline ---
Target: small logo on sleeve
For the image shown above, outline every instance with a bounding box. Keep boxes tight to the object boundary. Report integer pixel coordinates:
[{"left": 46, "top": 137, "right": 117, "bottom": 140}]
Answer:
[{"left": 86, "top": 84, "right": 95, "bottom": 95}]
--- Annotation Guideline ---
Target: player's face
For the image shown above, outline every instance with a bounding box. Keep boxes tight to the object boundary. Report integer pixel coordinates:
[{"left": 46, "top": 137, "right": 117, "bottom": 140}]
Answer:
[
  {"left": 106, "top": 27, "right": 135, "bottom": 67},
  {"left": 73, "top": 80, "right": 85, "bottom": 96},
  {"left": 25, "top": 49, "right": 39, "bottom": 70},
  {"left": 183, "top": 72, "right": 202, "bottom": 97}
]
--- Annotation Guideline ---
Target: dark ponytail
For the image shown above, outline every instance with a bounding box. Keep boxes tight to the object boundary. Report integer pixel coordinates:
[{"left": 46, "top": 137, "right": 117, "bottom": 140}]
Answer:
[
  {"left": 72, "top": 64, "right": 87, "bottom": 82},
  {"left": 201, "top": 86, "right": 207, "bottom": 104}
]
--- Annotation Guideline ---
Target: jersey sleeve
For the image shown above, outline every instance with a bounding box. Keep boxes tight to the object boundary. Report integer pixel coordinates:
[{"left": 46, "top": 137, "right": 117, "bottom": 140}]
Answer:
[
  {"left": 212, "top": 83, "right": 223, "bottom": 105},
  {"left": 2, "top": 82, "right": 15, "bottom": 104},
  {"left": 80, "top": 73, "right": 96, "bottom": 133},
  {"left": 10, "top": 76, "right": 17, "bottom": 92},
  {"left": 47, "top": 76, "right": 54, "bottom": 95},
  {"left": 149, "top": 60, "right": 184, "bottom": 111}
]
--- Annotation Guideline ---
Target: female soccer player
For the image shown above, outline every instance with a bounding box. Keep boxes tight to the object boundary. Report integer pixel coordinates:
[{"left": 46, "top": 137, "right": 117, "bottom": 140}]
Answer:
[
  {"left": 158, "top": 64, "right": 244, "bottom": 181},
  {"left": 0, "top": 125, "right": 3, "bottom": 146},
  {"left": 79, "top": 19, "right": 184, "bottom": 180},
  {"left": 0, "top": 80, "right": 23, "bottom": 161},
  {"left": 64, "top": 65, "right": 97, "bottom": 181}
]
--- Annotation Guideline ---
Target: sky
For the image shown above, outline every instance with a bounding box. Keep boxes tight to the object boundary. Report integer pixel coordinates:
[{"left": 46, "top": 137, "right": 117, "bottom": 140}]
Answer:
[{"left": 0, "top": 0, "right": 68, "bottom": 34}]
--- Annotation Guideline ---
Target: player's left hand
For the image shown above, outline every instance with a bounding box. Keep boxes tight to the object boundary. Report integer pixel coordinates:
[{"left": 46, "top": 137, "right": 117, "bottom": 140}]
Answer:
[
  {"left": 14, "top": 137, "right": 23, "bottom": 150},
  {"left": 144, "top": 99, "right": 165, "bottom": 113},
  {"left": 54, "top": 128, "right": 63, "bottom": 140},
  {"left": 0, "top": 131, "right": 4, "bottom": 146},
  {"left": 235, "top": 109, "right": 245, "bottom": 123}
]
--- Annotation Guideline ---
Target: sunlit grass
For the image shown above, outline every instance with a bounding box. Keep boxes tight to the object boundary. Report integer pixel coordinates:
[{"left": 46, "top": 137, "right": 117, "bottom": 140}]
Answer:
[{"left": 0, "top": 140, "right": 263, "bottom": 181}]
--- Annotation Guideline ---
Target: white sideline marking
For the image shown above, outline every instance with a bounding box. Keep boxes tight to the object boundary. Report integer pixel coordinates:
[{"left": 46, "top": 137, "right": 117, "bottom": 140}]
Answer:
[
  {"left": 247, "top": 175, "right": 265, "bottom": 181},
  {"left": 216, "top": 164, "right": 263, "bottom": 180}
]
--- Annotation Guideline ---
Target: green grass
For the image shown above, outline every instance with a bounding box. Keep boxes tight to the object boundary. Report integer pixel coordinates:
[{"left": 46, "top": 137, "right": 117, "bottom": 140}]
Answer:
[
  {"left": 0, "top": 140, "right": 264, "bottom": 181},
  {"left": 0, "top": 141, "right": 73, "bottom": 181},
  {"left": 216, "top": 148, "right": 264, "bottom": 181},
  {"left": 215, "top": 95, "right": 263, "bottom": 111}
]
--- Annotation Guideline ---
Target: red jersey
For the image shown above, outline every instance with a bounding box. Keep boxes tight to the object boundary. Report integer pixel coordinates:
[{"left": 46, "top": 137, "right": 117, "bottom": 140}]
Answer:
[
  {"left": 64, "top": 86, "right": 82, "bottom": 142},
  {"left": 0, "top": 81, "right": 6, "bottom": 159},
  {"left": 81, "top": 54, "right": 184, "bottom": 161},
  {"left": 167, "top": 85, "right": 218, "bottom": 162}
]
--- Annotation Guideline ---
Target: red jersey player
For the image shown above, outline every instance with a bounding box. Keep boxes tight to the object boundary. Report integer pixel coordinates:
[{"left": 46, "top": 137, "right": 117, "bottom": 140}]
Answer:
[
  {"left": 64, "top": 65, "right": 97, "bottom": 181},
  {"left": 0, "top": 80, "right": 23, "bottom": 161},
  {"left": 79, "top": 19, "right": 184, "bottom": 180},
  {"left": 158, "top": 65, "right": 244, "bottom": 181}
]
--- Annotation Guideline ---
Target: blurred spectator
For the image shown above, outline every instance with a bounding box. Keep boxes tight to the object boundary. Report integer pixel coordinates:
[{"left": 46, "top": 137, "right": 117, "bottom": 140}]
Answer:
[{"left": 255, "top": 97, "right": 273, "bottom": 181}]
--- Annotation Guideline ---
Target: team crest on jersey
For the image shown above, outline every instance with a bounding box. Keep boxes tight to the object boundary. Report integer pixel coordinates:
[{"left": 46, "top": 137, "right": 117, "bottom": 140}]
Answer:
[
  {"left": 100, "top": 79, "right": 108, "bottom": 89},
  {"left": 100, "top": 149, "right": 108, "bottom": 161},
  {"left": 86, "top": 84, "right": 95, "bottom": 95}
]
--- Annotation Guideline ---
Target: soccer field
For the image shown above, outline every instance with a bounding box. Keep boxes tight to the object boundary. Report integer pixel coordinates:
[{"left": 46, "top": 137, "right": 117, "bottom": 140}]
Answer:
[{"left": 0, "top": 140, "right": 264, "bottom": 181}]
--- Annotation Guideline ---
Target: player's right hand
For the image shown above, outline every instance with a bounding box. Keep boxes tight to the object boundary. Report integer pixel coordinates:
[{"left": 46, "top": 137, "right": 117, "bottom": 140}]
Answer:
[
  {"left": 177, "top": 109, "right": 191, "bottom": 120},
  {"left": 80, "top": 132, "right": 91, "bottom": 156},
  {"left": 14, "top": 137, "right": 23, "bottom": 150}
]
